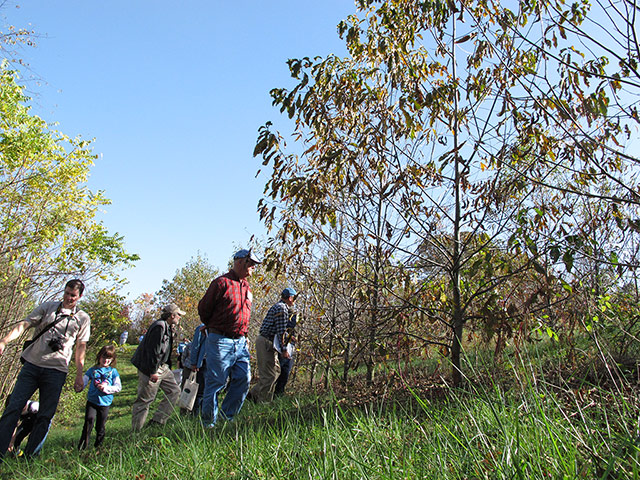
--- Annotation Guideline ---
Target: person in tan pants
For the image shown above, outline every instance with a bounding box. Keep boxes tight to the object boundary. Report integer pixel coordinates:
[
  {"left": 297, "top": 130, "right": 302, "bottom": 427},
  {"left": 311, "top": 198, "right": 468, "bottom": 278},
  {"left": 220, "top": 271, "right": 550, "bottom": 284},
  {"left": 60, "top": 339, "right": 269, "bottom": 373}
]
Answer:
[
  {"left": 249, "top": 288, "right": 297, "bottom": 403},
  {"left": 131, "top": 304, "right": 184, "bottom": 431}
]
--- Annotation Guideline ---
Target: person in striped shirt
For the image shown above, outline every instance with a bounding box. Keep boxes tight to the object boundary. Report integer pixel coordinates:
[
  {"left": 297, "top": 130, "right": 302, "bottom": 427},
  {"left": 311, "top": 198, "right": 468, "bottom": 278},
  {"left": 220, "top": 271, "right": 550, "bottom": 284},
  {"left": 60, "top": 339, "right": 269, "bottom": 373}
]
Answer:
[{"left": 248, "top": 288, "right": 297, "bottom": 403}]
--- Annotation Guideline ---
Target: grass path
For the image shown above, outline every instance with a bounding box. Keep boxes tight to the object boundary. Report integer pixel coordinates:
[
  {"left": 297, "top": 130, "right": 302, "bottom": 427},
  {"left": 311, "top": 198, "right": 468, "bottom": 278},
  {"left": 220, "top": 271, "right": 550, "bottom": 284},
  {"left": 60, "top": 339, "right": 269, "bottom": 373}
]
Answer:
[{"left": 1, "top": 344, "right": 639, "bottom": 479}]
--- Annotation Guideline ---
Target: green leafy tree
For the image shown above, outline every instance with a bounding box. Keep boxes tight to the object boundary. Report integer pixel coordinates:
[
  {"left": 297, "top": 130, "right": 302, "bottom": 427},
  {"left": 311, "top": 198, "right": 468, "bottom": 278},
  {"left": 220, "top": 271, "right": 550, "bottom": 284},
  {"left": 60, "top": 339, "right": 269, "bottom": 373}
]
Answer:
[
  {"left": 80, "top": 289, "right": 131, "bottom": 348},
  {"left": 155, "top": 253, "right": 220, "bottom": 338},
  {"left": 0, "top": 64, "right": 138, "bottom": 393}
]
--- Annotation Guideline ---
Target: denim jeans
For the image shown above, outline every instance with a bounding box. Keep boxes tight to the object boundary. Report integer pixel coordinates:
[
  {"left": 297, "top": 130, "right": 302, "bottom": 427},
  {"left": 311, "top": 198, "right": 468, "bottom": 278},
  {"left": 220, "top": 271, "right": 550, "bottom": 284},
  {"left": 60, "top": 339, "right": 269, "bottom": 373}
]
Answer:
[
  {"left": 0, "top": 361, "right": 67, "bottom": 457},
  {"left": 274, "top": 353, "right": 294, "bottom": 395},
  {"left": 200, "top": 333, "right": 250, "bottom": 427}
]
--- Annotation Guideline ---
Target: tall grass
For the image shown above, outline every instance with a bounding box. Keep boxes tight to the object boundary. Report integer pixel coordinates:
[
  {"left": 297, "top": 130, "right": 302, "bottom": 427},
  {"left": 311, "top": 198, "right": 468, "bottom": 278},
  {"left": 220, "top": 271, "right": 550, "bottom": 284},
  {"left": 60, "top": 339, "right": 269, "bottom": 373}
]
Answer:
[{"left": 1, "top": 342, "right": 638, "bottom": 479}]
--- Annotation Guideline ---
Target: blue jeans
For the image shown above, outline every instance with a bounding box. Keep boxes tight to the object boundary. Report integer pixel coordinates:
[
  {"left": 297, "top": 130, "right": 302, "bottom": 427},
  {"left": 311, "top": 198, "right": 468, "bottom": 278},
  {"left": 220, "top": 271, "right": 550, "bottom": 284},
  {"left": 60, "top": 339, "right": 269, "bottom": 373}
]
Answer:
[
  {"left": 200, "top": 333, "right": 250, "bottom": 427},
  {"left": 0, "top": 361, "right": 67, "bottom": 457},
  {"left": 274, "top": 353, "right": 294, "bottom": 394}
]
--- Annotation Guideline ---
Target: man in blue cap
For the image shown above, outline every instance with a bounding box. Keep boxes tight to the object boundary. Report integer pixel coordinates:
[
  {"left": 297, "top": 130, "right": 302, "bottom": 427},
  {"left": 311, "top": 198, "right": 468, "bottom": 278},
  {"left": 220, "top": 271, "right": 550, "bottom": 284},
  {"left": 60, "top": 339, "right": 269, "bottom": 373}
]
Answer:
[
  {"left": 248, "top": 287, "right": 297, "bottom": 403},
  {"left": 198, "top": 248, "right": 261, "bottom": 427}
]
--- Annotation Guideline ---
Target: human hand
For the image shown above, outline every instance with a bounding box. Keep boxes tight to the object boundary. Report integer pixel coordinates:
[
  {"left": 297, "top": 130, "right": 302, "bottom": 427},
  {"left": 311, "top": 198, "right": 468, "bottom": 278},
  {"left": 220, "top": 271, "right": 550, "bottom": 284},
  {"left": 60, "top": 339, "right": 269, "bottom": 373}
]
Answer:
[
  {"left": 190, "top": 366, "right": 199, "bottom": 372},
  {"left": 150, "top": 373, "right": 159, "bottom": 383},
  {"left": 74, "top": 375, "right": 84, "bottom": 392}
]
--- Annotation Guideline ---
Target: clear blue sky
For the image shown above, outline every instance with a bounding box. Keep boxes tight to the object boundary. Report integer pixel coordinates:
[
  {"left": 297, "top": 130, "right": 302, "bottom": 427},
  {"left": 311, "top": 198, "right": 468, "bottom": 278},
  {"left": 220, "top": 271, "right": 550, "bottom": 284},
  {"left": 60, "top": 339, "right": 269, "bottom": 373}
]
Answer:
[{"left": 3, "top": 1, "right": 356, "bottom": 300}]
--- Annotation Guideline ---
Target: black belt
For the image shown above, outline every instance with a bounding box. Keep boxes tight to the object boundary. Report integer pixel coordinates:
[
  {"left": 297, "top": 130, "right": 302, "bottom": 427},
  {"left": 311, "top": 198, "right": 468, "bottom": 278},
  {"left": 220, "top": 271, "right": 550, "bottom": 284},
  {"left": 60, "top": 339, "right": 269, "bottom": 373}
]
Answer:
[{"left": 207, "top": 327, "right": 243, "bottom": 339}]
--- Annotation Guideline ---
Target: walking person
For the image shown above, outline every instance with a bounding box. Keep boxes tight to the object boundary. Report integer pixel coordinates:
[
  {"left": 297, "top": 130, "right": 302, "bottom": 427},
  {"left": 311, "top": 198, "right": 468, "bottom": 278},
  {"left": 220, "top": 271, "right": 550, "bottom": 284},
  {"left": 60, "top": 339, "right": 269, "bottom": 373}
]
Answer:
[
  {"left": 78, "top": 345, "right": 121, "bottom": 450},
  {"left": 274, "top": 312, "right": 298, "bottom": 396},
  {"left": 198, "top": 249, "right": 261, "bottom": 428},
  {"left": 249, "top": 288, "right": 297, "bottom": 402},
  {"left": 0, "top": 279, "right": 90, "bottom": 458},
  {"left": 130, "top": 303, "right": 184, "bottom": 431}
]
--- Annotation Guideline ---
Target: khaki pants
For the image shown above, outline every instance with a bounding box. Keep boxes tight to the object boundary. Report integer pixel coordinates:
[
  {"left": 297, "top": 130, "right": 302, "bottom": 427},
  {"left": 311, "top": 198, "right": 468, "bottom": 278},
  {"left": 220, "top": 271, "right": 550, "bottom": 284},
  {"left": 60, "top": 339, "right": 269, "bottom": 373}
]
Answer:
[
  {"left": 131, "top": 364, "right": 180, "bottom": 431},
  {"left": 249, "top": 335, "right": 281, "bottom": 402}
]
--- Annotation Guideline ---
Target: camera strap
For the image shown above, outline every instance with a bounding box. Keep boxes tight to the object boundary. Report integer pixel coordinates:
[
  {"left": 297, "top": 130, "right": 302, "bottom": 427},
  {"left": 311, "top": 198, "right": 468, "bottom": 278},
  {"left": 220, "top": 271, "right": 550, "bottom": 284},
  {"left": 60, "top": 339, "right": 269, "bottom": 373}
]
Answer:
[
  {"left": 28, "top": 303, "right": 67, "bottom": 345},
  {"left": 57, "top": 309, "right": 75, "bottom": 338}
]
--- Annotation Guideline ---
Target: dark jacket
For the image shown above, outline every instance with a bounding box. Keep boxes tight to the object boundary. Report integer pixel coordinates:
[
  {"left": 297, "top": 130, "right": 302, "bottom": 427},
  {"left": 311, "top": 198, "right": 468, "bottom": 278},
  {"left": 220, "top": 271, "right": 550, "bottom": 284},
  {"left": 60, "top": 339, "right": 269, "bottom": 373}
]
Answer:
[{"left": 131, "top": 319, "right": 174, "bottom": 376}]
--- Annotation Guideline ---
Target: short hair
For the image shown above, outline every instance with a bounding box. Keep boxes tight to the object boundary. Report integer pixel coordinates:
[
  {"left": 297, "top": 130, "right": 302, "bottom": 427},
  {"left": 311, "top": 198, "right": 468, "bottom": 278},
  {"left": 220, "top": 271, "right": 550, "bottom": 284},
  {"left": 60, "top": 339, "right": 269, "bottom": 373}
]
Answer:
[
  {"left": 65, "top": 279, "right": 85, "bottom": 295},
  {"left": 160, "top": 310, "right": 172, "bottom": 320},
  {"left": 95, "top": 345, "right": 117, "bottom": 366}
]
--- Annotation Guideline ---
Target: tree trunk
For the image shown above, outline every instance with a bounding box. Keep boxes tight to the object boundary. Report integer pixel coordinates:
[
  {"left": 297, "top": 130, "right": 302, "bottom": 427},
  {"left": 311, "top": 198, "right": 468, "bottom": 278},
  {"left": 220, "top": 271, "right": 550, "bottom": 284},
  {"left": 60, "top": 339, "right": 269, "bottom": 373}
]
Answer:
[{"left": 450, "top": 12, "right": 464, "bottom": 387}]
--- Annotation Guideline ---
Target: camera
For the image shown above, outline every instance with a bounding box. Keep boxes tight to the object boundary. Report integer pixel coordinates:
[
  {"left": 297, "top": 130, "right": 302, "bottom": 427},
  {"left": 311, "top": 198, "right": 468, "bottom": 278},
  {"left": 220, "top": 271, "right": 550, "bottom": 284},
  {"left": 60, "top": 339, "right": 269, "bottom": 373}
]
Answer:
[{"left": 47, "top": 336, "right": 64, "bottom": 352}]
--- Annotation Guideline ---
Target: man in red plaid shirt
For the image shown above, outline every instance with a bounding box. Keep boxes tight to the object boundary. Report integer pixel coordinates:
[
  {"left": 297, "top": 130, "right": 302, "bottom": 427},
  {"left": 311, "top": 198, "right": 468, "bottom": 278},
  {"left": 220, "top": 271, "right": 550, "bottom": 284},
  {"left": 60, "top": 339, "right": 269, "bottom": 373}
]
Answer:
[{"left": 198, "top": 249, "right": 261, "bottom": 427}]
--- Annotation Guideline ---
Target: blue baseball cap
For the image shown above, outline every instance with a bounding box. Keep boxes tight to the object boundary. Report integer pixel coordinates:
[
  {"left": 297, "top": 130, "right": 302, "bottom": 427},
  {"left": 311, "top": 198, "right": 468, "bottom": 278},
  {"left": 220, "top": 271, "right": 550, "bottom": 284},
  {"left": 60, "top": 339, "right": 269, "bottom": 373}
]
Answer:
[
  {"left": 281, "top": 287, "right": 297, "bottom": 298},
  {"left": 233, "top": 249, "right": 261, "bottom": 264}
]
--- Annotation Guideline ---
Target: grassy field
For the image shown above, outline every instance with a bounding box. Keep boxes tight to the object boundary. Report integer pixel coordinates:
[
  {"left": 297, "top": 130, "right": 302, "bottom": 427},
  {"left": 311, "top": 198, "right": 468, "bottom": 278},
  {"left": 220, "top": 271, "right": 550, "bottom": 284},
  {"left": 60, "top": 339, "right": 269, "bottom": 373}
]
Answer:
[{"left": 0, "top": 343, "right": 639, "bottom": 479}]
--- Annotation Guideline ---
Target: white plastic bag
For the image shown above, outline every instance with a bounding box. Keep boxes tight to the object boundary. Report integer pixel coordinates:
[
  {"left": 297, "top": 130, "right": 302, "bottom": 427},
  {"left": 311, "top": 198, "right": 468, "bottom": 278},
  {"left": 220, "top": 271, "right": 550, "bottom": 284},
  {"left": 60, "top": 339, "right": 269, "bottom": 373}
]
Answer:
[{"left": 178, "top": 371, "right": 198, "bottom": 411}]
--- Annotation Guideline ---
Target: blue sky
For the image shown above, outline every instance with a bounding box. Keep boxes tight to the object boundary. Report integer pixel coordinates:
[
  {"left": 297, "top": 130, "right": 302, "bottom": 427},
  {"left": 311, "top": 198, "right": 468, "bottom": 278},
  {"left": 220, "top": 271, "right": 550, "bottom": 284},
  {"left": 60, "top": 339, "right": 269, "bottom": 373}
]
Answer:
[{"left": 3, "top": 1, "right": 357, "bottom": 300}]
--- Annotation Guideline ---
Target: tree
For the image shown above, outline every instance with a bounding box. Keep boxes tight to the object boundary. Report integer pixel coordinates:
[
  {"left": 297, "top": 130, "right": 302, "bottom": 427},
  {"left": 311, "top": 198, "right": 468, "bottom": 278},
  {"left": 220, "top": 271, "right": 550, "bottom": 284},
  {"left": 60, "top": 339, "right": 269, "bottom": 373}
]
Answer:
[
  {"left": 0, "top": 3, "right": 37, "bottom": 71},
  {"left": 255, "top": 0, "right": 640, "bottom": 385},
  {"left": 155, "top": 253, "right": 220, "bottom": 338},
  {"left": 129, "top": 292, "right": 156, "bottom": 343},
  {"left": 80, "top": 289, "right": 131, "bottom": 347},
  {"left": 0, "top": 64, "right": 138, "bottom": 392}
]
